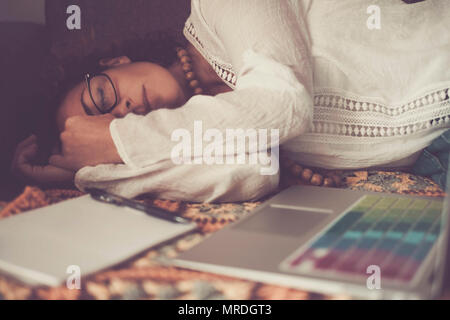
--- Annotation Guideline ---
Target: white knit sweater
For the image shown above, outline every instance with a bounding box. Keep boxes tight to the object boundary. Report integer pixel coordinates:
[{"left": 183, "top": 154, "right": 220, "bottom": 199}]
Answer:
[{"left": 75, "top": 0, "right": 450, "bottom": 201}]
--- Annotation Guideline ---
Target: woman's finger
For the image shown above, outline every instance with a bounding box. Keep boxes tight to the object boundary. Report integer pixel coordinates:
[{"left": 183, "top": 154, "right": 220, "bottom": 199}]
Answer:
[
  {"left": 48, "top": 154, "right": 75, "bottom": 171},
  {"left": 19, "top": 163, "right": 75, "bottom": 184},
  {"left": 11, "top": 135, "right": 37, "bottom": 172},
  {"left": 17, "top": 134, "right": 37, "bottom": 149},
  {"left": 12, "top": 142, "right": 38, "bottom": 174},
  {"left": 14, "top": 143, "right": 39, "bottom": 177},
  {"left": 18, "top": 142, "right": 38, "bottom": 163},
  {"left": 14, "top": 135, "right": 37, "bottom": 158}
]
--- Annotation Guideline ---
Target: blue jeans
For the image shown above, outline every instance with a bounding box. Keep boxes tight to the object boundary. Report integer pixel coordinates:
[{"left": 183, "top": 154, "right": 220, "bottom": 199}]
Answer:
[{"left": 412, "top": 130, "right": 450, "bottom": 189}]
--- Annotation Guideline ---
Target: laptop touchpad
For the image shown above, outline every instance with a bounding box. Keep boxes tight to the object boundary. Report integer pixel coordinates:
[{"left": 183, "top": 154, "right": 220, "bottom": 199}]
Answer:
[{"left": 234, "top": 207, "right": 330, "bottom": 238}]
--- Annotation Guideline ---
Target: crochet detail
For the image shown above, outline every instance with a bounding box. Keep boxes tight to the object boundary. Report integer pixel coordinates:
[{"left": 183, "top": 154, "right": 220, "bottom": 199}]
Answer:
[
  {"left": 184, "top": 20, "right": 450, "bottom": 140},
  {"left": 184, "top": 22, "right": 237, "bottom": 88},
  {"left": 309, "top": 88, "right": 450, "bottom": 138}
]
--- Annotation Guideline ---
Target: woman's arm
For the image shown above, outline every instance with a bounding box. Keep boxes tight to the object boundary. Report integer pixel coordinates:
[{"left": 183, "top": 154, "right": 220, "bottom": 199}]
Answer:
[
  {"left": 107, "top": 0, "right": 313, "bottom": 169},
  {"left": 74, "top": 154, "right": 280, "bottom": 202},
  {"left": 52, "top": 0, "right": 312, "bottom": 170},
  {"left": 52, "top": 0, "right": 312, "bottom": 201},
  {"left": 11, "top": 135, "right": 75, "bottom": 187}
]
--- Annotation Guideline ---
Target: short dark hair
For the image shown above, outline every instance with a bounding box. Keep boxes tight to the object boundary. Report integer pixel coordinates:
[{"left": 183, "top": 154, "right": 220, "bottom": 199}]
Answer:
[
  {"left": 33, "top": 31, "right": 183, "bottom": 163},
  {"left": 45, "top": 31, "right": 182, "bottom": 111}
]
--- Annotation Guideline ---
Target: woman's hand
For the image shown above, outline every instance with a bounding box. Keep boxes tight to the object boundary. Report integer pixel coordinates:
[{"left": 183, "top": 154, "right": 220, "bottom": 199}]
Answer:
[
  {"left": 11, "top": 135, "right": 75, "bottom": 185},
  {"left": 49, "top": 114, "right": 122, "bottom": 171}
]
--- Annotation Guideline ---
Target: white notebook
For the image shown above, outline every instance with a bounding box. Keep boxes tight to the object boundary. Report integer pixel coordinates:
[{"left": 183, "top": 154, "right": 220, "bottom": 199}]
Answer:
[{"left": 0, "top": 195, "right": 196, "bottom": 286}]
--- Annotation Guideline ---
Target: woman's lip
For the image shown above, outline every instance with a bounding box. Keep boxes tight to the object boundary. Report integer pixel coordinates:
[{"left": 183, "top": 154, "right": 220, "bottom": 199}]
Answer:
[{"left": 142, "top": 85, "right": 153, "bottom": 111}]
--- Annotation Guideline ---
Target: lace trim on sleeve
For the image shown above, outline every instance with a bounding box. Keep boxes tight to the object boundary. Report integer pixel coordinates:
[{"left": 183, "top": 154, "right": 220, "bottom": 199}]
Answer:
[
  {"left": 184, "top": 21, "right": 237, "bottom": 88},
  {"left": 308, "top": 87, "right": 450, "bottom": 139}
]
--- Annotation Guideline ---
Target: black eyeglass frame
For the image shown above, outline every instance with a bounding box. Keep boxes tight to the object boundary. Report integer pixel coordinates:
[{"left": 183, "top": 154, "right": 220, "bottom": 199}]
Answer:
[{"left": 84, "top": 73, "right": 118, "bottom": 114}]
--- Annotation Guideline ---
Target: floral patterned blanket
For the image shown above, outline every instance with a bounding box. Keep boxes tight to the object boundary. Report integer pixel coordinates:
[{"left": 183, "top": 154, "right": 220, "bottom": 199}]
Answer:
[{"left": 0, "top": 170, "right": 446, "bottom": 300}]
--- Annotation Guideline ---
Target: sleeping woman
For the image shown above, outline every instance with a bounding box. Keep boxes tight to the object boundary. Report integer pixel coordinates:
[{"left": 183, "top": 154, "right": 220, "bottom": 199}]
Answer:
[{"left": 12, "top": 0, "right": 450, "bottom": 202}]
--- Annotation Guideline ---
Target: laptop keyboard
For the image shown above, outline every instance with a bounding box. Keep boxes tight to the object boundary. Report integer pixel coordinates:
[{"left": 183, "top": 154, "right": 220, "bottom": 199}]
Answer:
[{"left": 280, "top": 195, "right": 443, "bottom": 283}]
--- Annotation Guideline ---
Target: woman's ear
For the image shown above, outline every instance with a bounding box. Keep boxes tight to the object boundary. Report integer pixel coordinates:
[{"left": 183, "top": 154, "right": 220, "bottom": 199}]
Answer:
[{"left": 98, "top": 56, "right": 132, "bottom": 68}]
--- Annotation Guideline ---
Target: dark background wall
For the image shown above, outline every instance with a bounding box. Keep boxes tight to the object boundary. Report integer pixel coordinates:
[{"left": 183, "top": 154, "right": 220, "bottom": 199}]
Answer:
[
  {"left": 0, "top": 0, "right": 45, "bottom": 24},
  {"left": 46, "top": 0, "right": 190, "bottom": 60},
  {"left": 0, "top": 0, "right": 190, "bottom": 200}
]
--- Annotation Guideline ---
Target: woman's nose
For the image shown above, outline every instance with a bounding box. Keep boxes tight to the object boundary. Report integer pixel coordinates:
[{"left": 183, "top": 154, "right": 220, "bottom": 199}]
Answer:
[{"left": 111, "top": 98, "right": 133, "bottom": 118}]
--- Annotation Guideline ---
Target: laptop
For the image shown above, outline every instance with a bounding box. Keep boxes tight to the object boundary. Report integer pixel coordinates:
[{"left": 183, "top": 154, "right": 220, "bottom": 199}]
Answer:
[
  {"left": 0, "top": 195, "right": 196, "bottom": 286},
  {"left": 173, "top": 170, "right": 450, "bottom": 299}
]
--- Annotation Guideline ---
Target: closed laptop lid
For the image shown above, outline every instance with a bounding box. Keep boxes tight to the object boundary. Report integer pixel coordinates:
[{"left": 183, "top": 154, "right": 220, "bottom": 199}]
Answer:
[{"left": 0, "top": 195, "right": 196, "bottom": 286}]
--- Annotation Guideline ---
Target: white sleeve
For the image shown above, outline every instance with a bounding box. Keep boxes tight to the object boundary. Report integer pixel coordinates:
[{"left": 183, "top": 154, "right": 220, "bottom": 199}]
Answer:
[
  {"left": 76, "top": 0, "right": 312, "bottom": 201},
  {"left": 74, "top": 157, "right": 279, "bottom": 202},
  {"left": 110, "top": 0, "right": 313, "bottom": 168}
]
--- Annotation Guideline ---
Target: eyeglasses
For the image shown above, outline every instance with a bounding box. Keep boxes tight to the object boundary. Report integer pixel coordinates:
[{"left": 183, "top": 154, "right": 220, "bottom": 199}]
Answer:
[{"left": 84, "top": 73, "right": 118, "bottom": 114}]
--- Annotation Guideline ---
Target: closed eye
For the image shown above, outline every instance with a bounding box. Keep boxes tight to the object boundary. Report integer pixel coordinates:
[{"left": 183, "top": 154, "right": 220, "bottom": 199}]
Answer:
[
  {"left": 81, "top": 89, "right": 95, "bottom": 116},
  {"left": 97, "top": 87, "right": 106, "bottom": 108}
]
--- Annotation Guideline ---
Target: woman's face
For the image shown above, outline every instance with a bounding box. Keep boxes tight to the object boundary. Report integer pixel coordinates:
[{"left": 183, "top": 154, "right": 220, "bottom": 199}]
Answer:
[{"left": 56, "top": 57, "right": 186, "bottom": 131}]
